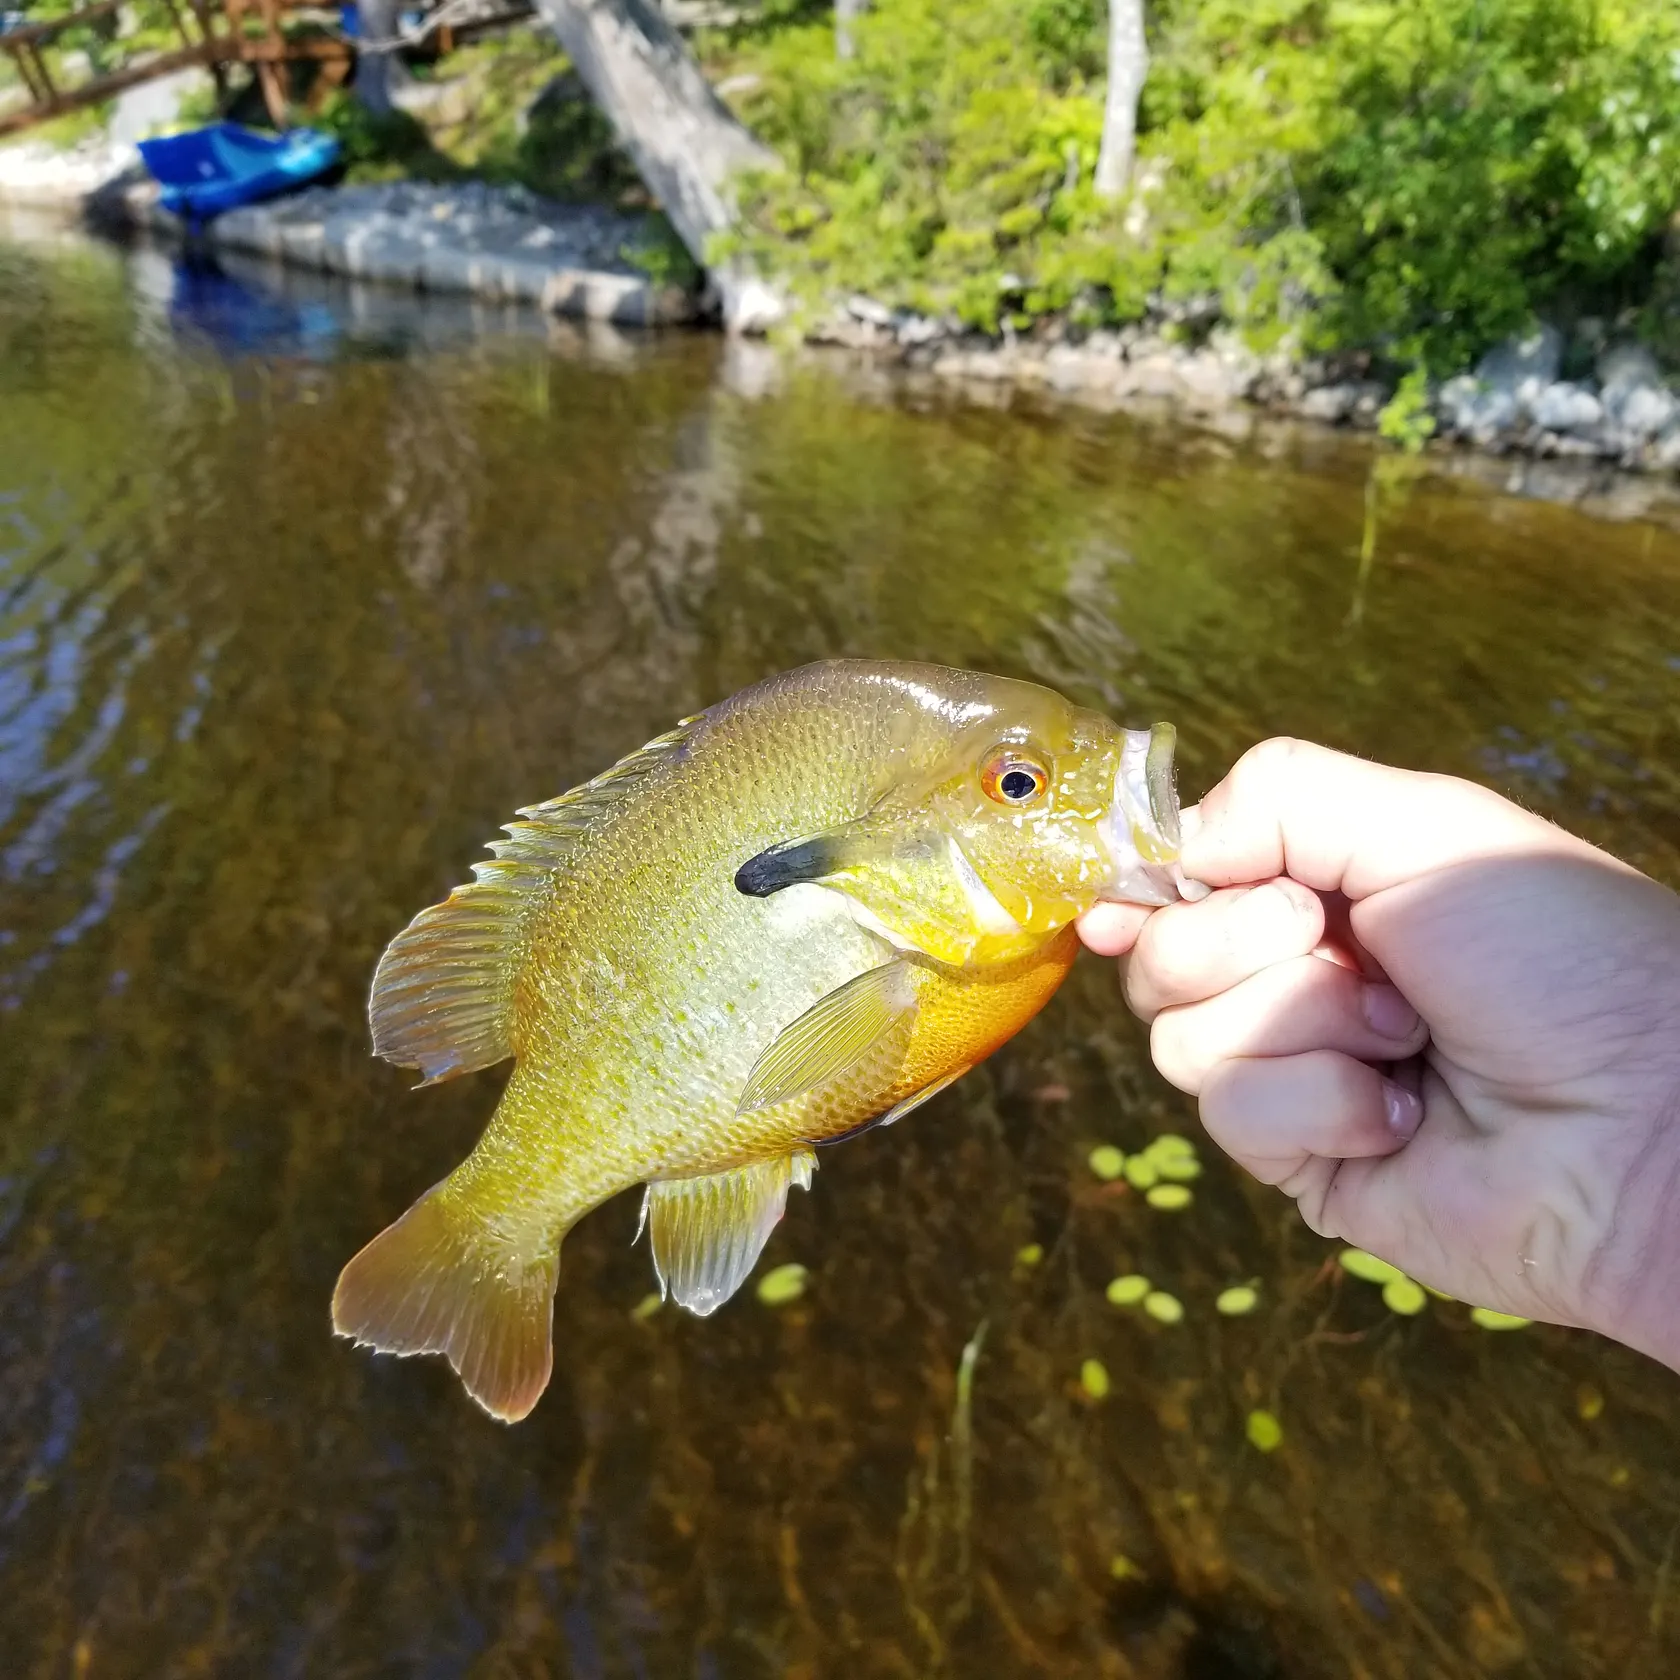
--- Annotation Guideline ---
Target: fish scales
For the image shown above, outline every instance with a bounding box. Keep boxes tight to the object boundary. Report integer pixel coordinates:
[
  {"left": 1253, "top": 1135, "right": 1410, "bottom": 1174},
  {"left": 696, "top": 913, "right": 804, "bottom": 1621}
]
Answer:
[{"left": 333, "top": 660, "right": 1205, "bottom": 1420}]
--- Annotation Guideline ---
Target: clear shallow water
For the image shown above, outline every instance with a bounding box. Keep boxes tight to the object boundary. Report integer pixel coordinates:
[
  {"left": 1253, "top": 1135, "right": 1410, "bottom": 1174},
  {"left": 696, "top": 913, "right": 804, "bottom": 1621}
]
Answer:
[{"left": 2, "top": 224, "right": 1679, "bottom": 1680}]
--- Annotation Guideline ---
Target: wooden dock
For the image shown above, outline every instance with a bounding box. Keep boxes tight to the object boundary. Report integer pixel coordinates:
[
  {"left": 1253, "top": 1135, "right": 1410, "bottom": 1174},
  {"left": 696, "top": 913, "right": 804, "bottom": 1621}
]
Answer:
[{"left": 0, "top": 0, "right": 355, "bottom": 136}]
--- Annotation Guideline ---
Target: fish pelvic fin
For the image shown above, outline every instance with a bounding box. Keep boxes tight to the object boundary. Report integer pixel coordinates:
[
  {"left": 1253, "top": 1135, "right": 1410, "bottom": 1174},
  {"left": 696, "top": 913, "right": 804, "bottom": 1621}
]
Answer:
[
  {"left": 331, "top": 1180, "right": 561, "bottom": 1424},
  {"left": 737, "top": 959, "right": 919, "bottom": 1115},
  {"left": 641, "top": 1150, "right": 817, "bottom": 1317},
  {"left": 370, "top": 714, "right": 702, "bottom": 1085}
]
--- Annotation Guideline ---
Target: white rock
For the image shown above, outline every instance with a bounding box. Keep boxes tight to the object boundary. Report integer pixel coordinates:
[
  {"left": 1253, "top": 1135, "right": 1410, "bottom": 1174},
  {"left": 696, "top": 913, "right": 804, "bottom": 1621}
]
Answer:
[
  {"left": 1435, "top": 374, "right": 1481, "bottom": 434},
  {"left": 845, "top": 294, "right": 894, "bottom": 327},
  {"left": 1655, "top": 423, "right": 1680, "bottom": 471},
  {"left": 1531, "top": 381, "right": 1603, "bottom": 433},
  {"left": 1620, "top": 383, "right": 1676, "bottom": 440},
  {"left": 1474, "top": 324, "right": 1563, "bottom": 414},
  {"left": 1299, "top": 383, "right": 1354, "bottom": 423},
  {"left": 1597, "top": 342, "right": 1661, "bottom": 399}
]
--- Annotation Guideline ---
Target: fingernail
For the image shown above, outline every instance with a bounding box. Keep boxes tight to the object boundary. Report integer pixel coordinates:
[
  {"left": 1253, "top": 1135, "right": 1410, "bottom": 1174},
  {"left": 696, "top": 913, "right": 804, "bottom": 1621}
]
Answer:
[
  {"left": 1383, "top": 1079, "right": 1422, "bottom": 1140},
  {"left": 1362, "top": 983, "right": 1419, "bottom": 1040},
  {"left": 1242, "top": 881, "right": 1308, "bottom": 940}
]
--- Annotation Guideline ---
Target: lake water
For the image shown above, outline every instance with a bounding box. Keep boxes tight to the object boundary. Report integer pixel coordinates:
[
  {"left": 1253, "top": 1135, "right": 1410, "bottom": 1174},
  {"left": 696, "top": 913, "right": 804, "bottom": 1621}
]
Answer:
[{"left": 3, "top": 221, "right": 1679, "bottom": 1680}]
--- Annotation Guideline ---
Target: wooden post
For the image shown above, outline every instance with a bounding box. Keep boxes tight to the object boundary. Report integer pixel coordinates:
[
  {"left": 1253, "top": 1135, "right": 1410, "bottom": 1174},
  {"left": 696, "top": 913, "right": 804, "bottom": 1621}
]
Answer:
[{"left": 254, "top": 0, "right": 289, "bottom": 127}]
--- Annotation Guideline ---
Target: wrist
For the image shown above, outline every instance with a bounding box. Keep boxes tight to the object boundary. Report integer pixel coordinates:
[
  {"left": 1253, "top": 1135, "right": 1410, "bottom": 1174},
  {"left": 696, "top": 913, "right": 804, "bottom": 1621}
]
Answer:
[{"left": 1583, "top": 1075, "right": 1680, "bottom": 1373}]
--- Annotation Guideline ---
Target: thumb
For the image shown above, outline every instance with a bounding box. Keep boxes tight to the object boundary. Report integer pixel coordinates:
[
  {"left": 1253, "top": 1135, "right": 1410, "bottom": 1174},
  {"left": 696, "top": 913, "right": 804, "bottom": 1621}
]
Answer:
[{"left": 1182, "top": 738, "right": 1605, "bottom": 903}]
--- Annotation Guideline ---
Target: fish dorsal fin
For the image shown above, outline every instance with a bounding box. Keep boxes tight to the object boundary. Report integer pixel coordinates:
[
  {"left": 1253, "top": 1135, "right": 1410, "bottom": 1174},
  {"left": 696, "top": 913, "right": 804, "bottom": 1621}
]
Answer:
[
  {"left": 641, "top": 1151, "right": 817, "bottom": 1316},
  {"left": 737, "top": 960, "right": 919, "bottom": 1115},
  {"left": 370, "top": 716, "right": 701, "bottom": 1084}
]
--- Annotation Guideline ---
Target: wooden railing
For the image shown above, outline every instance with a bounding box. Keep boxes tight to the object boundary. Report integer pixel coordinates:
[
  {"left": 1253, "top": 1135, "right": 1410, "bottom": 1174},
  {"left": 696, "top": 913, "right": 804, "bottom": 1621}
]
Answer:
[{"left": 0, "top": 0, "right": 353, "bottom": 136}]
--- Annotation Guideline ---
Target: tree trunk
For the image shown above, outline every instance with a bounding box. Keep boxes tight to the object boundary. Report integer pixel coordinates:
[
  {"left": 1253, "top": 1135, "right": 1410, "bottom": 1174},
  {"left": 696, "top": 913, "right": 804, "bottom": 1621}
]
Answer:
[
  {"left": 835, "top": 0, "right": 863, "bottom": 60},
  {"left": 1094, "top": 0, "right": 1148, "bottom": 201},
  {"left": 356, "top": 0, "right": 400, "bottom": 115},
  {"left": 532, "top": 0, "right": 786, "bottom": 329}
]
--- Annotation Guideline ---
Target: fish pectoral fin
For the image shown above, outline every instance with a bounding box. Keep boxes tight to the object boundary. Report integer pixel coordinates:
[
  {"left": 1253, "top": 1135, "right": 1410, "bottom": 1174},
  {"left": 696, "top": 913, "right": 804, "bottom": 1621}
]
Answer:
[
  {"left": 880, "top": 1063, "right": 970, "bottom": 1127},
  {"left": 737, "top": 960, "right": 919, "bottom": 1115},
  {"left": 642, "top": 1151, "right": 817, "bottom": 1316}
]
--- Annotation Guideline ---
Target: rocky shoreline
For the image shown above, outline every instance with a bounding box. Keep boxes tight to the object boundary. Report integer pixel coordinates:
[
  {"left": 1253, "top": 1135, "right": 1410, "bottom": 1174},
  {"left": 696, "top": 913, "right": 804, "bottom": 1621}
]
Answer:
[
  {"left": 4, "top": 138, "right": 1677, "bottom": 480},
  {"left": 1, "top": 140, "right": 695, "bottom": 326},
  {"left": 811, "top": 301, "right": 1680, "bottom": 479}
]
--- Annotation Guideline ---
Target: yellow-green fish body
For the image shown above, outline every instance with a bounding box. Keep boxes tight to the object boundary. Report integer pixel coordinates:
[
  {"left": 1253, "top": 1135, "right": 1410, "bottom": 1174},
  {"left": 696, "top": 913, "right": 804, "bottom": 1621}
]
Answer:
[{"left": 333, "top": 661, "right": 1202, "bottom": 1420}]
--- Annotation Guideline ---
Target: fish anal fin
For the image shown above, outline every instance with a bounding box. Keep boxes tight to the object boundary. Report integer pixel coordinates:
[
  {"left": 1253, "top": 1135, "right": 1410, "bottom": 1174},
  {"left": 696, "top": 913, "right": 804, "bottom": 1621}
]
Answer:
[
  {"left": 331, "top": 1180, "right": 560, "bottom": 1423},
  {"left": 642, "top": 1151, "right": 817, "bottom": 1316},
  {"left": 738, "top": 960, "right": 918, "bottom": 1115},
  {"left": 369, "top": 714, "right": 702, "bottom": 1083}
]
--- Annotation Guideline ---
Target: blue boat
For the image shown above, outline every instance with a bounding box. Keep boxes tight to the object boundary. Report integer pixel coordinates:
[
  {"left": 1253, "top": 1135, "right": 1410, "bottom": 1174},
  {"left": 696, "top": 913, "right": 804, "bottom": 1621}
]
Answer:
[{"left": 137, "top": 124, "right": 342, "bottom": 222}]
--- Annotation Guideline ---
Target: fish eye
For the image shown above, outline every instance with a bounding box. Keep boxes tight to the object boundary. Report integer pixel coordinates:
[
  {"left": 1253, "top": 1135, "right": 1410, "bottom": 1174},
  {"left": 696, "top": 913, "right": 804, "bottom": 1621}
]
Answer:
[{"left": 981, "top": 753, "right": 1049, "bottom": 807}]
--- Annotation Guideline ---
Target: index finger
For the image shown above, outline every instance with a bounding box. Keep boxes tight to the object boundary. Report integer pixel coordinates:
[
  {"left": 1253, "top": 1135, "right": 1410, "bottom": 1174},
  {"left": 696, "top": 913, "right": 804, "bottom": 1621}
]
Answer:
[{"left": 1182, "top": 738, "right": 1613, "bottom": 902}]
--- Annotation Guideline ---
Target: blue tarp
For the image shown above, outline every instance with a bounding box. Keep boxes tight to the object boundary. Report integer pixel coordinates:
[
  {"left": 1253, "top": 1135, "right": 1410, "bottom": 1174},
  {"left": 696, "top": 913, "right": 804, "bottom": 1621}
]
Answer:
[{"left": 137, "top": 124, "right": 342, "bottom": 222}]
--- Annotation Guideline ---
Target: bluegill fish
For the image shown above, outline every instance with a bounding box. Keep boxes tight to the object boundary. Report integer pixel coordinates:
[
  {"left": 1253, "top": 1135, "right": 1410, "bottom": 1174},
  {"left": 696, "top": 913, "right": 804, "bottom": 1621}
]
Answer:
[{"left": 333, "top": 661, "right": 1205, "bottom": 1420}]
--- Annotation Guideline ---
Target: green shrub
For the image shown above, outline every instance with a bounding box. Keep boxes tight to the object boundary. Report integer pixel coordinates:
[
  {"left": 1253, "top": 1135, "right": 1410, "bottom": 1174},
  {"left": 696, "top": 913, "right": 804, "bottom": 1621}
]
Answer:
[{"left": 714, "top": 0, "right": 1680, "bottom": 363}]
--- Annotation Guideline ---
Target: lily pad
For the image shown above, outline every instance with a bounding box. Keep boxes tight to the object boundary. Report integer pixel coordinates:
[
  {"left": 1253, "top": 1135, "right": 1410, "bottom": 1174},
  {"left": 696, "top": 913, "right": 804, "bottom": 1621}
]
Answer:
[
  {"left": 1106, "top": 1273, "right": 1151, "bottom": 1306},
  {"left": 1088, "top": 1145, "right": 1126, "bottom": 1181},
  {"left": 630, "top": 1292, "right": 663, "bottom": 1321},
  {"left": 1246, "top": 1409, "right": 1284, "bottom": 1452},
  {"left": 1143, "top": 1290, "right": 1184, "bottom": 1324},
  {"left": 1381, "top": 1276, "right": 1427, "bottom": 1316},
  {"left": 1146, "top": 1184, "right": 1193, "bottom": 1211},
  {"left": 1122, "top": 1154, "right": 1160, "bottom": 1191},
  {"left": 1469, "top": 1306, "right": 1532, "bottom": 1331},
  {"left": 1080, "top": 1358, "right": 1111, "bottom": 1400},
  {"left": 1015, "top": 1242, "right": 1044, "bottom": 1268},
  {"left": 1339, "top": 1247, "right": 1404, "bottom": 1285},
  {"left": 1154, "top": 1155, "right": 1203, "bottom": 1182},
  {"left": 1147, "top": 1133, "right": 1195, "bottom": 1159},
  {"left": 756, "top": 1262, "right": 809, "bottom": 1306},
  {"left": 1215, "top": 1285, "right": 1259, "bottom": 1316}
]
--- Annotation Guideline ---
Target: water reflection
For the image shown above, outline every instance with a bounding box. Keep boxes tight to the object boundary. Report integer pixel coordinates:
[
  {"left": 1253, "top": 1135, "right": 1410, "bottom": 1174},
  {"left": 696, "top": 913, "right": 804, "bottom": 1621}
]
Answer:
[{"left": 1, "top": 226, "right": 1679, "bottom": 1679}]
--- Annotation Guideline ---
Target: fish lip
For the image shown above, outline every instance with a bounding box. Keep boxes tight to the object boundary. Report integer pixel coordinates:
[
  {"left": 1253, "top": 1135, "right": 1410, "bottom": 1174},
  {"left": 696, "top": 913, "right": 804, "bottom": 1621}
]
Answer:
[{"left": 1097, "top": 723, "right": 1210, "bottom": 906}]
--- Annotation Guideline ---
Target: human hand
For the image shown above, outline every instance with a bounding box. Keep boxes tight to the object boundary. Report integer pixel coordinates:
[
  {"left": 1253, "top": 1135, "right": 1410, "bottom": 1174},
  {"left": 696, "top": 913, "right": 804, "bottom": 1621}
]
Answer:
[{"left": 1078, "top": 739, "right": 1680, "bottom": 1370}]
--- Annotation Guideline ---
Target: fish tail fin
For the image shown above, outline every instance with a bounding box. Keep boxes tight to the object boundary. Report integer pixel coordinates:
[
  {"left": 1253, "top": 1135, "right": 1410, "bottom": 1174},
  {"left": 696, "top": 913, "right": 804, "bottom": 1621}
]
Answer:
[{"left": 331, "top": 1177, "right": 561, "bottom": 1424}]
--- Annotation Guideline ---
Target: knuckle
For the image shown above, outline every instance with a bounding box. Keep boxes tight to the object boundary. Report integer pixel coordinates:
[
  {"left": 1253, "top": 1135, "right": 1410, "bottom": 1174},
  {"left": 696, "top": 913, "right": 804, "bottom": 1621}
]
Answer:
[{"left": 1149, "top": 1009, "right": 1207, "bottom": 1095}]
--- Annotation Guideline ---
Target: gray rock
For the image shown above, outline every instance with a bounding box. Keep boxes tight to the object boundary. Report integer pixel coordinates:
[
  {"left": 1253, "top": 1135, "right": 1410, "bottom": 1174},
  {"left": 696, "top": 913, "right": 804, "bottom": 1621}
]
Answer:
[
  {"left": 845, "top": 294, "right": 894, "bottom": 327},
  {"left": 1531, "top": 381, "right": 1603, "bottom": 433},
  {"left": 1656, "top": 423, "right": 1680, "bottom": 472},
  {"left": 1474, "top": 324, "right": 1562, "bottom": 413},
  {"left": 1467, "top": 388, "right": 1519, "bottom": 443},
  {"left": 894, "top": 312, "right": 946, "bottom": 348},
  {"left": 1299, "top": 383, "right": 1355, "bottom": 423},
  {"left": 1597, "top": 342, "right": 1661, "bottom": 399},
  {"left": 1435, "top": 374, "right": 1482, "bottom": 434}
]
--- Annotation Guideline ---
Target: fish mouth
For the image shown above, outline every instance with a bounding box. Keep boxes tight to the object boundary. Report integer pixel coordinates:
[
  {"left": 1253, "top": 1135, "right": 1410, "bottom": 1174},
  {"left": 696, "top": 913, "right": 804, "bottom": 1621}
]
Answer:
[{"left": 1098, "top": 722, "right": 1211, "bottom": 907}]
